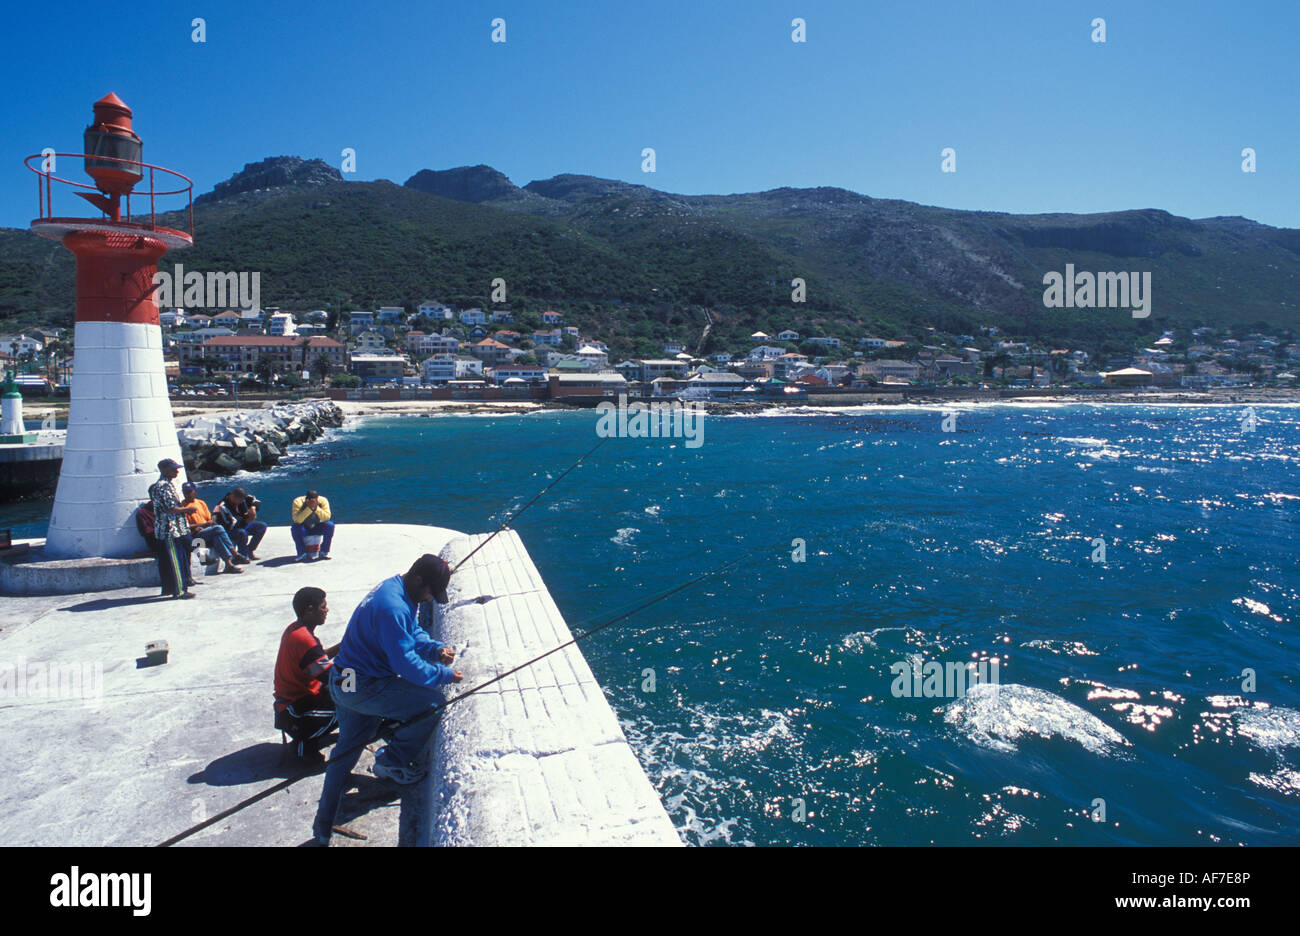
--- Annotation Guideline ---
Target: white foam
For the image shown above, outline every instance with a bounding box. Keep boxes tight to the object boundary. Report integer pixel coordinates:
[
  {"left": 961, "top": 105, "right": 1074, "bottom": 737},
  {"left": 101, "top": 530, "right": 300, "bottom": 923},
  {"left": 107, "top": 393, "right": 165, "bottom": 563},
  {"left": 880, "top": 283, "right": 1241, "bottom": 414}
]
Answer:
[{"left": 944, "top": 683, "right": 1130, "bottom": 754}]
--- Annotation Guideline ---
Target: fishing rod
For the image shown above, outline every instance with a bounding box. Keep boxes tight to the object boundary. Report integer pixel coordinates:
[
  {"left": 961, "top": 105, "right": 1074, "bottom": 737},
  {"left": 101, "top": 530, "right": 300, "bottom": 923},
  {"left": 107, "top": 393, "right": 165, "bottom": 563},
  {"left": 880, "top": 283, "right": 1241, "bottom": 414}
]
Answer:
[
  {"left": 451, "top": 437, "right": 606, "bottom": 574},
  {"left": 156, "top": 545, "right": 759, "bottom": 847}
]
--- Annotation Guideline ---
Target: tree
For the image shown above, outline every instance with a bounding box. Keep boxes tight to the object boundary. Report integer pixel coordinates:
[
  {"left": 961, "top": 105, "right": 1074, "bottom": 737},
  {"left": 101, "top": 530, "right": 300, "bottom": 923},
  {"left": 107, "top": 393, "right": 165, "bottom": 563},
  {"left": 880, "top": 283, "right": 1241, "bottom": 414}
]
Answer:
[
  {"left": 195, "top": 355, "right": 226, "bottom": 378},
  {"left": 253, "top": 354, "right": 276, "bottom": 385},
  {"left": 310, "top": 353, "right": 333, "bottom": 384}
]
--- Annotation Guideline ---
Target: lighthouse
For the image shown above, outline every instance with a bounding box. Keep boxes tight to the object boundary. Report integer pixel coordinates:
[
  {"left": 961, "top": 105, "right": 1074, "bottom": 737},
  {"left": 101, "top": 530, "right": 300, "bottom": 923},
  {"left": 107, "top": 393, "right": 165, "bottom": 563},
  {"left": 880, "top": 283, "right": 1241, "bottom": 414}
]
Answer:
[{"left": 28, "top": 95, "right": 194, "bottom": 559}]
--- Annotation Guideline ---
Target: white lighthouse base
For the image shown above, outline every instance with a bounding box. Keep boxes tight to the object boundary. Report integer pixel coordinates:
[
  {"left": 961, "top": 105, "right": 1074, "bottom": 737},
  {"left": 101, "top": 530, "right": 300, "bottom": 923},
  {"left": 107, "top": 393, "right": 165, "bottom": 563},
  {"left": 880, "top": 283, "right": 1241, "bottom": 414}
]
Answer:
[
  {"left": 0, "top": 393, "right": 22, "bottom": 436},
  {"left": 44, "top": 321, "right": 188, "bottom": 559}
]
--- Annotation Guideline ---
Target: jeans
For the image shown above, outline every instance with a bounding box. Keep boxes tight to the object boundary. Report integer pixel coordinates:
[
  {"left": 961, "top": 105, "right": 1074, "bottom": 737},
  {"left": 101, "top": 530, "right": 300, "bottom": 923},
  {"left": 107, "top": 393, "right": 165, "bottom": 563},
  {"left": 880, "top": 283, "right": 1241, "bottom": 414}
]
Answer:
[
  {"left": 189, "top": 525, "right": 236, "bottom": 561},
  {"left": 229, "top": 521, "right": 268, "bottom": 557},
  {"left": 311, "top": 668, "right": 443, "bottom": 842},
  {"left": 292, "top": 520, "right": 335, "bottom": 557}
]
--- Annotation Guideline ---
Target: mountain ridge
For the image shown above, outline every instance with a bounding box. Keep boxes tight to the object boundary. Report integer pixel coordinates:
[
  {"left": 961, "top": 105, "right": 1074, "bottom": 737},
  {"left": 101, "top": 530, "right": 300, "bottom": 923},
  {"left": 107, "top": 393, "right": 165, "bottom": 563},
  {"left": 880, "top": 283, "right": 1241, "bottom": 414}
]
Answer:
[{"left": 2, "top": 157, "right": 1295, "bottom": 357}]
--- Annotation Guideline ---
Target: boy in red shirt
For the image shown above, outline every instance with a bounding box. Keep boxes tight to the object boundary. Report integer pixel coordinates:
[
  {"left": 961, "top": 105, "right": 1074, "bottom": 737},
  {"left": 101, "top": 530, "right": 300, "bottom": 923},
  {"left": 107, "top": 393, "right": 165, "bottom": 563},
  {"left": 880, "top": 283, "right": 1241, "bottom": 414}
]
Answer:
[{"left": 274, "top": 587, "right": 340, "bottom": 760}]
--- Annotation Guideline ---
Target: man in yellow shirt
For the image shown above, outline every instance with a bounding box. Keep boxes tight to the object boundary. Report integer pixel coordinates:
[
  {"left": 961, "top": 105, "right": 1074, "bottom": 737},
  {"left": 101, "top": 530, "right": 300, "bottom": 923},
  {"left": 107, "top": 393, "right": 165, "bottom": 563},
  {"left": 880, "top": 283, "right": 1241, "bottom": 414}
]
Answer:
[
  {"left": 291, "top": 489, "right": 335, "bottom": 562},
  {"left": 181, "top": 482, "right": 246, "bottom": 574}
]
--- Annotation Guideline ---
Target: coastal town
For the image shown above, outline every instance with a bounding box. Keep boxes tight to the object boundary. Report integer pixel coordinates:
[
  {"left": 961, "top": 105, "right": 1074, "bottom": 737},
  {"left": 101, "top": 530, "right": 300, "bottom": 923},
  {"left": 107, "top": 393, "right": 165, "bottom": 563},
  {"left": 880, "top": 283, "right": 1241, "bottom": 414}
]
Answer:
[{"left": 5, "top": 300, "right": 1298, "bottom": 405}]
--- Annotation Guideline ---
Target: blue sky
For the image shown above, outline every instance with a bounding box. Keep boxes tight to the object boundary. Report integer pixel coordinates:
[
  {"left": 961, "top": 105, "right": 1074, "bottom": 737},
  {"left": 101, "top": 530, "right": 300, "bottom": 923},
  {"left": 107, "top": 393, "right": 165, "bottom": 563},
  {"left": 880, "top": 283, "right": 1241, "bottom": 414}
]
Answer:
[{"left": 2, "top": 0, "right": 1297, "bottom": 228}]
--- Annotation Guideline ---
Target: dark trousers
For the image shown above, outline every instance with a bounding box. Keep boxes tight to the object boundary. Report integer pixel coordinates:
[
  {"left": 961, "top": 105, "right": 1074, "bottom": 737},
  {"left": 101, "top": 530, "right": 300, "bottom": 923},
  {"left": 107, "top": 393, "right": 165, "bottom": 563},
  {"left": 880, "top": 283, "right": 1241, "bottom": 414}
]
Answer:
[
  {"left": 153, "top": 537, "right": 191, "bottom": 595},
  {"left": 230, "top": 521, "right": 268, "bottom": 557},
  {"left": 292, "top": 520, "right": 335, "bottom": 556},
  {"left": 275, "top": 689, "right": 338, "bottom": 756}
]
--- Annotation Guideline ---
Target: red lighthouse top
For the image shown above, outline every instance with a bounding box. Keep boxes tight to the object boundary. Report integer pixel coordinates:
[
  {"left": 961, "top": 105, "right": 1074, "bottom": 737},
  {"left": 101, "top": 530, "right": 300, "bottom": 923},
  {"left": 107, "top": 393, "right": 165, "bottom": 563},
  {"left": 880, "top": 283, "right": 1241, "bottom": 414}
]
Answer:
[{"left": 26, "top": 93, "right": 193, "bottom": 249}]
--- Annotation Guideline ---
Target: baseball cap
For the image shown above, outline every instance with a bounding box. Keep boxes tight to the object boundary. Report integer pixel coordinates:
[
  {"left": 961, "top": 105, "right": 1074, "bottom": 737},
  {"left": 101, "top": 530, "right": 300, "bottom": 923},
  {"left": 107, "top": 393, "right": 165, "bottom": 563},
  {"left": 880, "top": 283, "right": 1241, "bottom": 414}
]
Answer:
[
  {"left": 410, "top": 554, "right": 452, "bottom": 604},
  {"left": 158, "top": 458, "right": 182, "bottom": 471},
  {"left": 181, "top": 481, "right": 197, "bottom": 493}
]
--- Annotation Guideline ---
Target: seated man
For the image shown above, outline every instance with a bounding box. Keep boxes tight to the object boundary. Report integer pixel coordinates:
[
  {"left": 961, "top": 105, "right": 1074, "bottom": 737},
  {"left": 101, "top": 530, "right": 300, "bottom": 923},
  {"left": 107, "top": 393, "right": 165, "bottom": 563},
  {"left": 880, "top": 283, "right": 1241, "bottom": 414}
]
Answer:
[
  {"left": 213, "top": 487, "right": 268, "bottom": 561},
  {"left": 274, "top": 587, "right": 340, "bottom": 761},
  {"left": 181, "top": 481, "right": 245, "bottom": 575},
  {"left": 291, "top": 489, "right": 335, "bottom": 562}
]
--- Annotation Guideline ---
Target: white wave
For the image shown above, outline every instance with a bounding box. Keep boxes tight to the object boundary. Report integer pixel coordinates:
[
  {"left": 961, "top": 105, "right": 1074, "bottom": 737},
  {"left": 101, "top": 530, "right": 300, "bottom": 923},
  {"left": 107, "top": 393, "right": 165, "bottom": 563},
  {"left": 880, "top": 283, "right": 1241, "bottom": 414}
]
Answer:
[
  {"left": 611, "top": 527, "right": 639, "bottom": 546},
  {"left": 944, "top": 683, "right": 1130, "bottom": 754},
  {"left": 1235, "top": 706, "right": 1300, "bottom": 752}
]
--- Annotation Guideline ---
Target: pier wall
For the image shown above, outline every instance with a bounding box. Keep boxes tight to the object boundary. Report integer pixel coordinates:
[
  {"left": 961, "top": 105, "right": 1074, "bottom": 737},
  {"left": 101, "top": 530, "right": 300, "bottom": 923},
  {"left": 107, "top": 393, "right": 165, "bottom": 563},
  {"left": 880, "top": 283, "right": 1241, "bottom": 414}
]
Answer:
[{"left": 430, "top": 530, "right": 680, "bottom": 846}]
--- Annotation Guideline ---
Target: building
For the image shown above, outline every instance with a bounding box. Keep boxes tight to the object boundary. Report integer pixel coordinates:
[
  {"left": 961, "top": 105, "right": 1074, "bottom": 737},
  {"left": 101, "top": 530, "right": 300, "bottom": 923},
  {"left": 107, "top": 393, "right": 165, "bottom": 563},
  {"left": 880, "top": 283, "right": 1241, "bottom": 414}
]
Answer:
[
  {"left": 748, "top": 345, "right": 787, "bottom": 362},
  {"left": 638, "top": 359, "right": 690, "bottom": 381},
  {"left": 859, "top": 359, "right": 922, "bottom": 383},
  {"left": 684, "top": 371, "right": 746, "bottom": 398},
  {"left": 932, "top": 356, "right": 976, "bottom": 378},
  {"left": 576, "top": 345, "right": 609, "bottom": 369},
  {"left": 355, "top": 329, "right": 389, "bottom": 351},
  {"left": 807, "top": 336, "right": 841, "bottom": 349},
  {"left": 663, "top": 342, "right": 684, "bottom": 355},
  {"left": 266, "top": 311, "right": 297, "bottom": 336},
  {"left": 421, "top": 354, "right": 456, "bottom": 384},
  {"left": 491, "top": 309, "right": 514, "bottom": 323},
  {"left": 488, "top": 364, "right": 547, "bottom": 385},
  {"left": 777, "top": 330, "right": 801, "bottom": 342},
  {"left": 469, "top": 338, "right": 512, "bottom": 365},
  {"left": 541, "top": 310, "right": 563, "bottom": 325},
  {"left": 455, "top": 356, "right": 484, "bottom": 378},
  {"left": 460, "top": 308, "right": 487, "bottom": 325},
  {"left": 348, "top": 311, "right": 375, "bottom": 335},
  {"left": 549, "top": 372, "right": 627, "bottom": 398},
  {"left": 1, "top": 334, "right": 45, "bottom": 356},
  {"left": 351, "top": 353, "right": 407, "bottom": 383},
  {"left": 1102, "top": 367, "right": 1154, "bottom": 388},
  {"left": 376, "top": 306, "right": 405, "bottom": 325},
  {"left": 418, "top": 301, "right": 453, "bottom": 320},
  {"left": 407, "top": 331, "right": 460, "bottom": 356},
  {"left": 533, "top": 329, "right": 563, "bottom": 346},
  {"left": 197, "top": 335, "right": 347, "bottom": 375}
]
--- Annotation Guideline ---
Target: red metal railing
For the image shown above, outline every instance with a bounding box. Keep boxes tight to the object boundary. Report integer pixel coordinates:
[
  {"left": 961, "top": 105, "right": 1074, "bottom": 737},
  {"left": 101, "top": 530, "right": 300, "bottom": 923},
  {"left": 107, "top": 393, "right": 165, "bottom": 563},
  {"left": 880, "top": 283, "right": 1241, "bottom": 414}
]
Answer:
[{"left": 24, "top": 152, "right": 193, "bottom": 240}]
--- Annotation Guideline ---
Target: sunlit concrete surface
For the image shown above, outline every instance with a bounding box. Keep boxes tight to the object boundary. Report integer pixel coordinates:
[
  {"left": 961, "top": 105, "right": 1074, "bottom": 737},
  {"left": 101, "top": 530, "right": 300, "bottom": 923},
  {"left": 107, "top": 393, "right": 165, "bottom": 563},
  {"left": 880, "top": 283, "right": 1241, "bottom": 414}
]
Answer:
[
  {"left": 431, "top": 531, "right": 681, "bottom": 846},
  {"left": 0, "top": 522, "right": 677, "bottom": 847}
]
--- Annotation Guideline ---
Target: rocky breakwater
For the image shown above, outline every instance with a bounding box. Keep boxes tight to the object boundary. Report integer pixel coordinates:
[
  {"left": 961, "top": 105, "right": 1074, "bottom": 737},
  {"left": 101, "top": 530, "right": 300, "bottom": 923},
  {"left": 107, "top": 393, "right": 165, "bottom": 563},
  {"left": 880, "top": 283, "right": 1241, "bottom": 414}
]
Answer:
[{"left": 177, "top": 401, "right": 344, "bottom": 479}]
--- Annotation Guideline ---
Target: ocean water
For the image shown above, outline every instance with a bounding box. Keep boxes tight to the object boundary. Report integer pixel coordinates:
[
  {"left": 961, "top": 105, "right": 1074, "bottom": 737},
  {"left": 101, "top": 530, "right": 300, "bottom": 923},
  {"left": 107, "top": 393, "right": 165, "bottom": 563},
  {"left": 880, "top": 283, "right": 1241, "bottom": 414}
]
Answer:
[{"left": 4, "top": 402, "right": 1298, "bottom": 845}]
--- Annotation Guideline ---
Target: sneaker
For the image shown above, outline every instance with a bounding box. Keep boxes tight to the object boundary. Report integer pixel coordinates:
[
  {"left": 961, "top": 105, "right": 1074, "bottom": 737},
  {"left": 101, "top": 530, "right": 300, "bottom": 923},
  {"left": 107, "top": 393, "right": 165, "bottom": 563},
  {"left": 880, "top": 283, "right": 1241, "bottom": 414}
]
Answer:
[
  {"left": 318, "top": 553, "right": 331, "bottom": 561},
  {"left": 371, "top": 752, "right": 426, "bottom": 785},
  {"left": 177, "top": 592, "right": 196, "bottom": 600},
  {"left": 295, "top": 553, "right": 308, "bottom": 562}
]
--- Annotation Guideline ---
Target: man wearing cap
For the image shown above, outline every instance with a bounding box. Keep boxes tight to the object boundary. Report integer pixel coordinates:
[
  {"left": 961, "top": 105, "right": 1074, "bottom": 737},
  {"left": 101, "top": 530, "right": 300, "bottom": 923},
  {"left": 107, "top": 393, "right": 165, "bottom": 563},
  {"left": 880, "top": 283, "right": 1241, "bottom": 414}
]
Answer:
[
  {"left": 148, "top": 459, "right": 197, "bottom": 600},
  {"left": 311, "top": 554, "right": 462, "bottom": 845},
  {"left": 180, "top": 482, "right": 245, "bottom": 575}
]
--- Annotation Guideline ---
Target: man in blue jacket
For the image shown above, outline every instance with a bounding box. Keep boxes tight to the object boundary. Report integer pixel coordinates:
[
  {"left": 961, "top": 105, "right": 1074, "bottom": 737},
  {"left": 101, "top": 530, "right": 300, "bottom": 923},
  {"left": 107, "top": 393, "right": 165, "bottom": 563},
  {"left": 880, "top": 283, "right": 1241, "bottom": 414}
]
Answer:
[{"left": 311, "top": 554, "right": 462, "bottom": 845}]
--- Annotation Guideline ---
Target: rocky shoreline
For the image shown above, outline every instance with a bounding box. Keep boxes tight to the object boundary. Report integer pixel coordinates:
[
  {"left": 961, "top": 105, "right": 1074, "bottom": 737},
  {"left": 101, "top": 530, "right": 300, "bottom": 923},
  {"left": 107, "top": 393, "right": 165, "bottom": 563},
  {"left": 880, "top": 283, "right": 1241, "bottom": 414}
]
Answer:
[{"left": 177, "top": 401, "right": 344, "bottom": 480}]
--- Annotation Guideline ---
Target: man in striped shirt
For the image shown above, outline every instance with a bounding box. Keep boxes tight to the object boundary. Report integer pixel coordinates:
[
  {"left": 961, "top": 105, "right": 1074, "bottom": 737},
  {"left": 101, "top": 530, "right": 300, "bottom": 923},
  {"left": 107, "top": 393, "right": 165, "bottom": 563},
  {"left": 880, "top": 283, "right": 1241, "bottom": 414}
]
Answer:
[{"left": 148, "top": 459, "right": 197, "bottom": 600}]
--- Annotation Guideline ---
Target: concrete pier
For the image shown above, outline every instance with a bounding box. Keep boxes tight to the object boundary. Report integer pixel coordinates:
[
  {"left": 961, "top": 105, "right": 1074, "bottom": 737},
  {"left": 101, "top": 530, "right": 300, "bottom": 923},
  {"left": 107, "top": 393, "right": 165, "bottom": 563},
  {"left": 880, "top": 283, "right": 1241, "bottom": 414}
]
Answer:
[
  {"left": 432, "top": 531, "right": 680, "bottom": 845},
  {"left": 0, "top": 523, "right": 677, "bottom": 846}
]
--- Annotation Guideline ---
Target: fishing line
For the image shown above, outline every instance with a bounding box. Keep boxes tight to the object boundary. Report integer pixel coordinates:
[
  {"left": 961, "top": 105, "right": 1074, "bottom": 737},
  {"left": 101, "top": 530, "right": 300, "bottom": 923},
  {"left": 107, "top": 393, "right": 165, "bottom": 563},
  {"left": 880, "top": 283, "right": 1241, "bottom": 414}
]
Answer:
[
  {"left": 155, "top": 544, "right": 762, "bottom": 847},
  {"left": 451, "top": 437, "right": 606, "bottom": 574}
]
